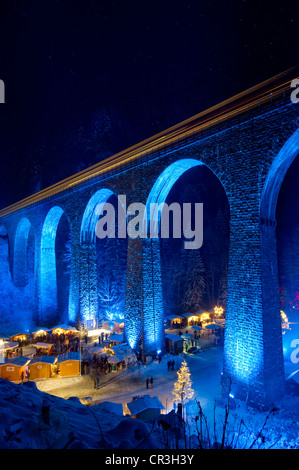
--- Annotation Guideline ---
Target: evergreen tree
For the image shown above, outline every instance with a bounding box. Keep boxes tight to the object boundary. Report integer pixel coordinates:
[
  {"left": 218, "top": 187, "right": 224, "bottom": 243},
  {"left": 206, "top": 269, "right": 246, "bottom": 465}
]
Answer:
[
  {"left": 172, "top": 360, "right": 194, "bottom": 408},
  {"left": 181, "top": 250, "right": 206, "bottom": 313}
]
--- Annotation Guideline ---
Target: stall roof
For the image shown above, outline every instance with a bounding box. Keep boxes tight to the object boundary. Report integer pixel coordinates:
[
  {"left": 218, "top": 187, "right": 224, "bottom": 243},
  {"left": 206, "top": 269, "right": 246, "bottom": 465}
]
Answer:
[
  {"left": 189, "top": 326, "right": 203, "bottom": 332},
  {"left": 127, "top": 396, "right": 165, "bottom": 415},
  {"left": 9, "top": 332, "right": 29, "bottom": 338},
  {"left": 167, "top": 315, "right": 183, "bottom": 320},
  {"left": 0, "top": 341, "right": 19, "bottom": 351},
  {"left": 51, "top": 324, "right": 78, "bottom": 332},
  {"left": 109, "top": 334, "right": 124, "bottom": 343},
  {"left": 57, "top": 352, "right": 81, "bottom": 363},
  {"left": 33, "top": 342, "right": 53, "bottom": 348},
  {"left": 2, "top": 356, "right": 30, "bottom": 367},
  {"left": 107, "top": 355, "right": 124, "bottom": 363},
  {"left": 31, "top": 328, "right": 50, "bottom": 334},
  {"left": 165, "top": 334, "right": 184, "bottom": 343},
  {"left": 182, "top": 312, "right": 203, "bottom": 318},
  {"left": 29, "top": 356, "right": 56, "bottom": 365}
]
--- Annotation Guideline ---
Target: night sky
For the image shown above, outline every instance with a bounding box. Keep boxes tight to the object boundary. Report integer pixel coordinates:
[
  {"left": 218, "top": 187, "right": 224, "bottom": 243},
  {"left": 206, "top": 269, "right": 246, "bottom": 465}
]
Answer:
[{"left": 0, "top": 0, "right": 298, "bottom": 208}]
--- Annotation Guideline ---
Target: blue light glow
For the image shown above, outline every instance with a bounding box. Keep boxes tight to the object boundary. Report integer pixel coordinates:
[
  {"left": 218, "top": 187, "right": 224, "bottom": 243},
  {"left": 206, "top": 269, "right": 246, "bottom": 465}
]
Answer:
[
  {"left": 260, "top": 129, "right": 299, "bottom": 220},
  {"left": 141, "top": 159, "right": 205, "bottom": 355},
  {"left": 81, "top": 188, "right": 114, "bottom": 244},
  {"left": 40, "top": 206, "right": 64, "bottom": 323},
  {"left": 145, "top": 159, "right": 203, "bottom": 229},
  {"left": 13, "top": 217, "right": 32, "bottom": 286},
  {"left": 80, "top": 189, "right": 114, "bottom": 324}
]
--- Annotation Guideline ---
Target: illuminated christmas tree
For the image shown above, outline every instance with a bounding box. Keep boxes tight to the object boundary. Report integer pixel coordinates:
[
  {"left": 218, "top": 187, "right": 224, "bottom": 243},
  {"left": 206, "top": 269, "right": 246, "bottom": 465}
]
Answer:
[{"left": 172, "top": 360, "right": 194, "bottom": 408}]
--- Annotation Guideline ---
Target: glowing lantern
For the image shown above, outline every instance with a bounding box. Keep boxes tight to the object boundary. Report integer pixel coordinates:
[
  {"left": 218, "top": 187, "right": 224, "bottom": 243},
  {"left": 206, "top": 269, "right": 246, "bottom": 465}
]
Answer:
[{"left": 214, "top": 306, "right": 224, "bottom": 316}]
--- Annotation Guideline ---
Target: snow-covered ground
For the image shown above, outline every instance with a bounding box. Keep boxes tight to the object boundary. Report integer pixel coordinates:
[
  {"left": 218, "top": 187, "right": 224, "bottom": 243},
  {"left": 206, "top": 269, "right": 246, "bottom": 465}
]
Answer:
[
  {"left": 1, "top": 325, "right": 299, "bottom": 449},
  {"left": 34, "top": 343, "right": 299, "bottom": 449}
]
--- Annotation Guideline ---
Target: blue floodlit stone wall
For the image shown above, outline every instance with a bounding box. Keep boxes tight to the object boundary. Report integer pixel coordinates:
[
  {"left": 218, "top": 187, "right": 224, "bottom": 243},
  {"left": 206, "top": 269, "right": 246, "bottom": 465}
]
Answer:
[{"left": 0, "top": 93, "right": 298, "bottom": 406}]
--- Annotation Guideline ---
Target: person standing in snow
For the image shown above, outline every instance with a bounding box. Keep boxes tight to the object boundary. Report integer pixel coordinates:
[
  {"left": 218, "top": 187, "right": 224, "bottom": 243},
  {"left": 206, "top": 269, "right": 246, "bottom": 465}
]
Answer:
[
  {"left": 150, "top": 377, "right": 153, "bottom": 389},
  {"left": 146, "top": 377, "right": 149, "bottom": 389}
]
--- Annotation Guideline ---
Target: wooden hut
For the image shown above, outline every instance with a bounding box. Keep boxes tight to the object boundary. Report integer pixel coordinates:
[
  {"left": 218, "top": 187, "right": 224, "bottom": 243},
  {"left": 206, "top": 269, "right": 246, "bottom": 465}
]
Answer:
[
  {"left": 126, "top": 395, "right": 165, "bottom": 421},
  {"left": 9, "top": 332, "right": 29, "bottom": 346},
  {"left": 0, "top": 356, "right": 30, "bottom": 381},
  {"left": 165, "top": 334, "right": 184, "bottom": 355},
  {"left": 50, "top": 324, "right": 79, "bottom": 336},
  {"left": 57, "top": 352, "right": 81, "bottom": 377},
  {"left": 166, "top": 315, "right": 184, "bottom": 329},
  {"left": 29, "top": 356, "right": 56, "bottom": 379},
  {"left": 107, "top": 355, "right": 124, "bottom": 371},
  {"left": 33, "top": 342, "right": 54, "bottom": 356},
  {"left": 0, "top": 341, "right": 19, "bottom": 358},
  {"left": 108, "top": 334, "right": 124, "bottom": 346},
  {"left": 31, "top": 328, "right": 50, "bottom": 341}
]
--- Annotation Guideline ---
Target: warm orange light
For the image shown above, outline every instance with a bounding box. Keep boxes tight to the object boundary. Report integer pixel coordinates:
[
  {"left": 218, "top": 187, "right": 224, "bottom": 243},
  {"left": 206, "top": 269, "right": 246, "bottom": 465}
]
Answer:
[
  {"left": 200, "top": 312, "right": 210, "bottom": 322},
  {"left": 214, "top": 306, "right": 224, "bottom": 316}
]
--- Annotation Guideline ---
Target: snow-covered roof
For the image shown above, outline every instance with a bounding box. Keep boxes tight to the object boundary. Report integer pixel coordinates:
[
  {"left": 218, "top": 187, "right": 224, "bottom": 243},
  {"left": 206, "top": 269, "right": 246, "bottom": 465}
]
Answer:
[
  {"left": 1, "top": 356, "right": 30, "bottom": 367},
  {"left": 107, "top": 355, "right": 124, "bottom": 363},
  {"left": 33, "top": 342, "right": 53, "bottom": 348},
  {"left": 109, "top": 334, "right": 123, "bottom": 343},
  {"left": 204, "top": 323, "right": 221, "bottom": 330},
  {"left": 127, "top": 395, "right": 165, "bottom": 415},
  {"left": 181, "top": 312, "right": 195, "bottom": 318},
  {"left": 165, "top": 334, "right": 184, "bottom": 343},
  {"left": 189, "top": 326, "right": 202, "bottom": 332},
  {"left": 50, "top": 324, "right": 78, "bottom": 332},
  {"left": 8, "top": 332, "right": 29, "bottom": 338},
  {"left": 29, "top": 356, "right": 56, "bottom": 365},
  {"left": 88, "top": 346, "right": 106, "bottom": 354},
  {"left": 31, "top": 328, "right": 50, "bottom": 334},
  {"left": 93, "top": 402, "right": 123, "bottom": 415},
  {"left": 167, "top": 315, "right": 183, "bottom": 320},
  {"left": 0, "top": 341, "right": 19, "bottom": 351},
  {"left": 57, "top": 352, "right": 81, "bottom": 363}
]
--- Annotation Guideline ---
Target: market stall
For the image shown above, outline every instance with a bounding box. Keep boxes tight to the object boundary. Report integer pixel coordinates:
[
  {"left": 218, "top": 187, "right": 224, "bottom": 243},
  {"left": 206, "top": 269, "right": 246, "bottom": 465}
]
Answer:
[
  {"left": 165, "top": 334, "right": 184, "bottom": 355},
  {"left": 33, "top": 342, "right": 54, "bottom": 356},
  {"left": 166, "top": 315, "right": 184, "bottom": 329},
  {"left": 31, "top": 328, "right": 50, "bottom": 341},
  {"left": 50, "top": 324, "right": 79, "bottom": 335},
  {"left": 9, "top": 333, "right": 29, "bottom": 345},
  {"left": 108, "top": 333, "right": 124, "bottom": 346},
  {"left": 57, "top": 352, "right": 81, "bottom": 377},
  {"left": 0, "top": 341, "right": 19, "bottom": 358},
  {"left": 28, "top": 356, "right": 56, "bottom": 379},
  {"left": 107, "top": 355, "right": 124, "bottom": 371},
  {"left": 0, "top": 356, "right": 30, "bottom": 381}
]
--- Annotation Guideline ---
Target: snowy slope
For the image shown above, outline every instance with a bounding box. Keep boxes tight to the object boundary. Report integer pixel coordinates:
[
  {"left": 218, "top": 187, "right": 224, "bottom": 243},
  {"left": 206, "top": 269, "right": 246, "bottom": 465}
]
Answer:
[{"left": 0, "top": 378, "right": 162, "bottom": 449}]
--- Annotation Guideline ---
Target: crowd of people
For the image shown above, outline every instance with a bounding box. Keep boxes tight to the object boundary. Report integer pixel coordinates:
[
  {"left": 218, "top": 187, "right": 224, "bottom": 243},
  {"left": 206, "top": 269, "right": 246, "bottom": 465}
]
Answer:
[{"left": 34, "top": 332, "right": 81, "bottom": 356}]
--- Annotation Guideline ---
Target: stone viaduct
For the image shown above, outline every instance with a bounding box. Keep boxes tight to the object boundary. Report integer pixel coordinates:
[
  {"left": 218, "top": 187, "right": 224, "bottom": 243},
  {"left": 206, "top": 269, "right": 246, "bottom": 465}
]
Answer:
[{"left": 0, "top": 68, "right": 298, "bottom": 406}]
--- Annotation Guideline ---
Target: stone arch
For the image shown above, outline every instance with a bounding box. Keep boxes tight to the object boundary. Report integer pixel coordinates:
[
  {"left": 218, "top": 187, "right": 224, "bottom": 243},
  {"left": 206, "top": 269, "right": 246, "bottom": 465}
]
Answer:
[
  {"left": 0, "top": 223, "right": 12, "bottom": 283},
  {"left": 125, "top": 158, "right": 229, "bottom": 356},
  {"left": 81, "top": 188, "right": 115, "bottom": 244},
  {"left": 79, "top": 188, "right": 116, "bottom": 325},
  {"left": 260, "top": 129, "right": 299, "bottom": 222},
  {"left": 258, "top": 128, "right": 299, "bottom": 400},
  {"left": 13, "top": 217, "right": 34, "bottom": 287},
  {"left": 40, "top": 206, "right": 68, "bottom": 323}
]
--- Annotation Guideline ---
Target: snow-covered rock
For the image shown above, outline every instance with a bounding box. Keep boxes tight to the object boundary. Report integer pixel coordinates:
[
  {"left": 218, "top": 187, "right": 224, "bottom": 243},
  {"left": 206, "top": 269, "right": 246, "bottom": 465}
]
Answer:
[{"left": 0, "top": 378, "right": 161, "bottom": 449}]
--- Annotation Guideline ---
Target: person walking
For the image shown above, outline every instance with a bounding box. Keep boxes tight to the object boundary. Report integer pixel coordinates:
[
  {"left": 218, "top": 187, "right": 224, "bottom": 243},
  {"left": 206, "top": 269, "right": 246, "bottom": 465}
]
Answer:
[
  {"left": 146, "top": 377, "right": 149, "bottom": 389},
  {"left": 150, "top": 377, "right": 153, "bottom": 389}
]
